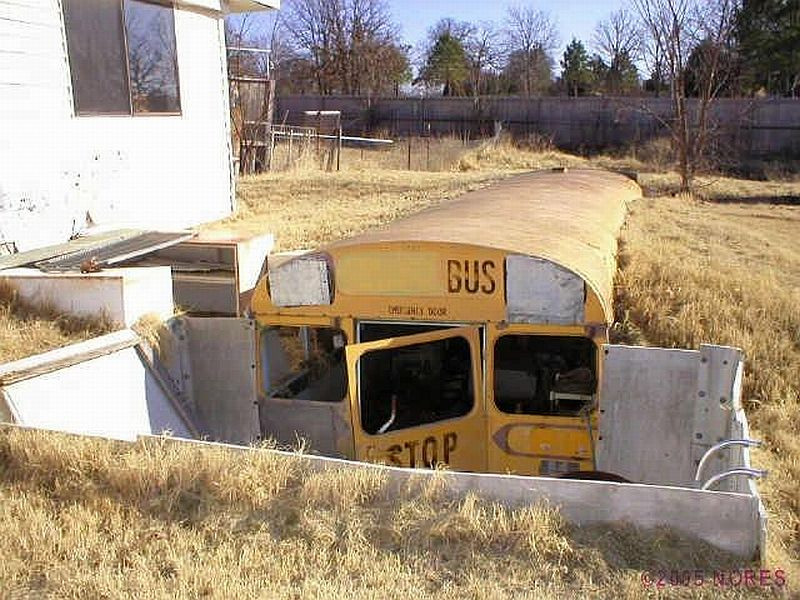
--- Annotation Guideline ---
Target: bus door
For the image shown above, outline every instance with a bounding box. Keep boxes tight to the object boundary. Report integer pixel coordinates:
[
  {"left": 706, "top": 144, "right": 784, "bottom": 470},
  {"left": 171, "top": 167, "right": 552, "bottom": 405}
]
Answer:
[
  {"left": 486, "top": 325, "right": 597, "bottom": 476},
  {"left": 345, "top": 326, "right": 486, "bottom": 472}
]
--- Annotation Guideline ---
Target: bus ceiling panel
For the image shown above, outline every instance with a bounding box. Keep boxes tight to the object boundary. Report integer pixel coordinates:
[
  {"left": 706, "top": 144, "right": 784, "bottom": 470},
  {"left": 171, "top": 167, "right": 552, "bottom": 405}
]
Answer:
[{"left": 505, "top": 255, "right": 585, "bottom": 325}]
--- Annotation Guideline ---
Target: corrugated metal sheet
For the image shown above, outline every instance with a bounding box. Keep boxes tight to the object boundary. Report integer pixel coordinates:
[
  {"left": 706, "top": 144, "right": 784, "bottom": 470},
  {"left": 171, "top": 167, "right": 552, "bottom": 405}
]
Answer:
[
  {"left": 0, "top": 230, "right": 195, "bottom": 272},
  {"left": 0, "top": 230, "right": 142, "bottom": 270},
  {"left": 35, "top": 231, "right": 195, "bottom": 272}
]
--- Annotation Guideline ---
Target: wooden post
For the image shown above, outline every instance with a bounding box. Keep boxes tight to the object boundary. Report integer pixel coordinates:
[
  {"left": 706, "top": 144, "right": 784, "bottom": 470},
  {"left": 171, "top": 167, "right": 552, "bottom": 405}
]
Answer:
[
  {"left": 426, "top": 136, "right": 430, "bottom": 171},
  {"left": 287, "top": 129, "right": 293, "bottom": 169},
  {"left": 268, "top": 129, "right": 275, "bottom": 171},
  {"left": 407, "top": 137, "right": 412, "bottom": 170},
  {"left": 336, "top": 126, "right": 342, "bottom": 171},
  {"left": 262, "top": 80, "right": 276, "bottom": 172}
]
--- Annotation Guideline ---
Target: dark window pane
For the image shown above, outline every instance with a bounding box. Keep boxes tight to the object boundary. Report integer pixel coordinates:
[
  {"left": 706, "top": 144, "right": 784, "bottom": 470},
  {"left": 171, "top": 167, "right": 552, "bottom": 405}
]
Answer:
[
  {"left": 124, "top": 0, "right": 181, "bottom": 114},
  {"left": 494, "top": 335, "right": 596, "bottom": 416},
  {"left": 62, "top": 0, "right": 131, "bottom": 114},
  {"left": 360, "top": 337, "right": 473, "bottom": 435}
]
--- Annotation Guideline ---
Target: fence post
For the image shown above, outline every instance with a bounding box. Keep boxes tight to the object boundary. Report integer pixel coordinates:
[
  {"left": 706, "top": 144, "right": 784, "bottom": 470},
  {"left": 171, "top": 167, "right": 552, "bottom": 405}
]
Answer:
[
  {"left": 268, "top": 129, "right": 275, "bottom": 171},
  {"left": 407, "top": 137, "right": 412, "bottom": 170},
  {"left": 286, "top": 129, "right": 293, "bottom": 169},
  {"left": 337, "top": 127, "right": 342, "bottom": 171},
  {"left": 426, "top": 136, "right": 430, "bottom": 171}
]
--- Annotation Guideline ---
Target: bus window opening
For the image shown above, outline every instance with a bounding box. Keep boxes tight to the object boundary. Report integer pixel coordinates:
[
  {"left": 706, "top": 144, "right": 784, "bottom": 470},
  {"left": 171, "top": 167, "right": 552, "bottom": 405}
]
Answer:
[
  {"left": 494, "top": 335, "right": 596, "bottom": 416},
  {"left": 261, "top": 326, "right": 347, "bottom": 402},
  {"left": 360, "top": 336, "right": 473, "bottom": 434}
]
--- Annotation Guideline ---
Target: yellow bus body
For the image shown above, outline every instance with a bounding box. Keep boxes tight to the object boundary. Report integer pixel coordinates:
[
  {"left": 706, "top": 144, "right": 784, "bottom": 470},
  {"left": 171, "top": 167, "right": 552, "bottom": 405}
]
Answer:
[{"left": 251, "top": 168, "right": 642, "bottom": 476}]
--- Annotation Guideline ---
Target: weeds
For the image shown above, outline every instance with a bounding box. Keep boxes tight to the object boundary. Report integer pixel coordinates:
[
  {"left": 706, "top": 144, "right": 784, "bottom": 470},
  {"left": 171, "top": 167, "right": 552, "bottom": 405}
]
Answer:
[{"left": 0, "top": 280, "right": 116, "bottom": 363}]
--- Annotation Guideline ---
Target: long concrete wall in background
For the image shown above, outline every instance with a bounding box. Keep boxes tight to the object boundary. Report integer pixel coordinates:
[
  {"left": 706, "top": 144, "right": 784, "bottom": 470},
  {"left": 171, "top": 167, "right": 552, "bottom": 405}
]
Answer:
[{"left": 277, "top": 95, "right": 800, "bottom": 158}]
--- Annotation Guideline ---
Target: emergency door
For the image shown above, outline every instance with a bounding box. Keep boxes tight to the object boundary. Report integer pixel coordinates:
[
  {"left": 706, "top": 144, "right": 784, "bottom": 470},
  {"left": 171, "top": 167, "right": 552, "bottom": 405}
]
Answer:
[{"left": 345, "top": 326, "right": 486, "bottom": 472}]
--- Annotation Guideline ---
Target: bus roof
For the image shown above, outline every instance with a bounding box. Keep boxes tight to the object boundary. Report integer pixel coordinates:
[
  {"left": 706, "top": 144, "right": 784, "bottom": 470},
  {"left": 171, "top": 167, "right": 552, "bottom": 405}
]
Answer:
[{"left": 326, "top": 168, "right": 641, "bottom": 323}]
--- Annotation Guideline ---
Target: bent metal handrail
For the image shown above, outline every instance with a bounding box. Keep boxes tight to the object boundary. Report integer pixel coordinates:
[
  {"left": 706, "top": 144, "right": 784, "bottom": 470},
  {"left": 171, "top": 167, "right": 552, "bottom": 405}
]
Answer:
[
  {"left": 694, "top": 439, "right": 762, "bottom": 483},
  {"left": 701, "top": 468, "right": 767, "bottom": 491}
]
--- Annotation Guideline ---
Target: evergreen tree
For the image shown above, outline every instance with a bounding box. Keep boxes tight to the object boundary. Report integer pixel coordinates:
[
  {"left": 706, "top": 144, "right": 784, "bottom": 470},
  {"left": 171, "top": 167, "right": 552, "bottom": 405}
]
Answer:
[
  {"left": 502, "top": 48, "right": 553, "bottom": 95},
  {"left": 736, "top": 0, "right": 800, "bottom": 96},
  {"left": 560, "top": 38, "right": 593, "bottom": 96},
  {"left": 606, "top": 49, "right": 640, "bottom": 95},
  {"left": 419, "top": 33, "right": 470, "bottom": 96},
  {"left": 588, "top": 54, "right": 608, "bottom": 91}
]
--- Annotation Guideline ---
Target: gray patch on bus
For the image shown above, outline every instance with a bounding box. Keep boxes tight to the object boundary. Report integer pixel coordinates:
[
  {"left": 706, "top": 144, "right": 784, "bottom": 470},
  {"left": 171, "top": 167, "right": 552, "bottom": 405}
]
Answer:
[
  {"left": 269, "top": 253, "right": 332, "bottom": 307},
  {"left": 505, "top": 255, "right": 585, "bottom": 324}
]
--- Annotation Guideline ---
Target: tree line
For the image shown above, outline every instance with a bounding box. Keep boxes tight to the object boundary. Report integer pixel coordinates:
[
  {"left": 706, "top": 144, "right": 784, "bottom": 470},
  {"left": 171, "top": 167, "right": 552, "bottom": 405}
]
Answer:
[{"left": 228, "top": 0, "right": 800, "bottom": 99}]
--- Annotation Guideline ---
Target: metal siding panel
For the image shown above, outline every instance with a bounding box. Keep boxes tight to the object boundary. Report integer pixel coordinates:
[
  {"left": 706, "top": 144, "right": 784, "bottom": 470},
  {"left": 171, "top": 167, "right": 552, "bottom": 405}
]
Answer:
[
  {"left": 260, "top": 397, "right": 350, "bottom": 457},
  {"left": 269, "top": 255, "right": 332, "bottom": 307},
  {"left": 4, "top": 346, "right": 191, "bottom": 440},
  {"left": 596, "top": 345, "right": 699, "bottom": 486},
  {"left": 690, "top": 344, "right": 743, "bottom": 486},
  {"left": 183, "top": 317, "right": 259, "bottom": 444}
]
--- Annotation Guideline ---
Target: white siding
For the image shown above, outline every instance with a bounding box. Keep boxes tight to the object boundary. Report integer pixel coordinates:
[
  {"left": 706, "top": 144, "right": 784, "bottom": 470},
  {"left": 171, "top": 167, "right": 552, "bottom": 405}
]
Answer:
[{"left": 0, "top": 0, "right": 234, "bottom": 251}]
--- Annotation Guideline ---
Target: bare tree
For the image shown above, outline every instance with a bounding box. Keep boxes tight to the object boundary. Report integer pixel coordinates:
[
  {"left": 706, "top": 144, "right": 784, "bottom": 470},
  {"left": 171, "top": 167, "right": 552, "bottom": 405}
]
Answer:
[
  {"left": 631, "top": 0, "right": 740, "bottom": 191},
  {"left": 595, "top": 9, "right": 641, "bottom": 65},
  {"left": 281, "top": 0, "right": 407, "bottom": 96},
  {"left": 464, "top": 21, "right": 501, "bottom": 97},
  {"left": 503, "top": 6, "right": 557, "bottom": 96},
  {"left": 594, "top": 9, "right": 642, "bottom": 94}
]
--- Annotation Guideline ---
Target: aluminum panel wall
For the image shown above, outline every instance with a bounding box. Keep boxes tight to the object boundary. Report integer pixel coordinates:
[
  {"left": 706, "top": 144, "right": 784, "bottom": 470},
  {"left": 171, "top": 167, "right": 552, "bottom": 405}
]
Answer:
[
  {"left": 183, "top": 317, "right": 259, "bottom": 444},
  {"left": 3, "top": 347, "right": 191, "bottom": 441},
  {"left": 506, "top": 255, "right": 585, "bottom": 324},
  {"left": 596, "top": 344, "right": 750, "bottom": 488}
]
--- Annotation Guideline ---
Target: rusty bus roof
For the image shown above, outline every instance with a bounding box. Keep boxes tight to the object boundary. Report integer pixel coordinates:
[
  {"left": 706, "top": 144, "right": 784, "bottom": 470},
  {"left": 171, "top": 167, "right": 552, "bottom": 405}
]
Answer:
[{"left": 326, "top": 168, "right": 641, "bottom": 323}]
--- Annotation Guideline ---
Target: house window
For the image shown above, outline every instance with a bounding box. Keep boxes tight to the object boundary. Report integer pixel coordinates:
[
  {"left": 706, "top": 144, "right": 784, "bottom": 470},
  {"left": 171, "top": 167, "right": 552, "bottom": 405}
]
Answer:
[{"left": 62, "top": 0, "right": 181, "bottom": 115}]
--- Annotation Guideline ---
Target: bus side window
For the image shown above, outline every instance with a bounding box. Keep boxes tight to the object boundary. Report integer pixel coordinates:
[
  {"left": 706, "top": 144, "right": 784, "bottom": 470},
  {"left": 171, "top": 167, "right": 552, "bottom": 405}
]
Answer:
[
  {"left": 493, "top": 335, "right": 596, "bottom": 416},
  {"left": 360, "top": 336, "right": 473, "bottom": 434},
  {"left": 261, "top": 326, "right": 348, "bottom": 402}
]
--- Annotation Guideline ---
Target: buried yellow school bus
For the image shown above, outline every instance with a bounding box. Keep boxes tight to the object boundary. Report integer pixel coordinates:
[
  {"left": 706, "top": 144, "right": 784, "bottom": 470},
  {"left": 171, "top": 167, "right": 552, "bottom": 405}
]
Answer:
[{"left": 250, "top": 168, "right": 642, "bottom": 477}]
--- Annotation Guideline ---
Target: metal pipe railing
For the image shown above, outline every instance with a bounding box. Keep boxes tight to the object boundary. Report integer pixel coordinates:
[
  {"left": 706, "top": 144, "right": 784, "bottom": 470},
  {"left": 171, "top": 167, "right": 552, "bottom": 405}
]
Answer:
[
  {"left": 694, "top": 439, "right": 762, "bottom": 482},
  {"left": 701, "top": 468, "right": 767, "bottom": 491}
]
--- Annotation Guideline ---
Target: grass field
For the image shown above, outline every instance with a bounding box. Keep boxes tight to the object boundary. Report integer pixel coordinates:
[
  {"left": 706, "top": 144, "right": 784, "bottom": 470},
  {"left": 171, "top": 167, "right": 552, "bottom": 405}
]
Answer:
[
  {"left": 1, "top": 137, "right": 799, "bottom": 597},
  {"left": 0, "top": 428, "right": 769, "bottom": 599},
  {"left": 612, "top": 193, "right": 800, "bottom": 588},
  {"left": 0, "top": 280, "right": 115, "bottom": 364}
]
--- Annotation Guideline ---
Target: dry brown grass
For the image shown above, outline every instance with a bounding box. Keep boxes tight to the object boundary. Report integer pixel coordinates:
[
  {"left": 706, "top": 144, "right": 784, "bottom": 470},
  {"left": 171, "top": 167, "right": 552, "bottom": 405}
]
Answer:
[
  {"left": 613, "top": 192, "right": 800, "bottom": 588},
  {"left": 203, "top": 136, "right": 586, "bottom": 250},
  {"left": 0, "top": 427, "right": 766, "bottom": 599},
  {"left": 205, "top": 166, "right": 505, "bottom": 251},
  {"left": 3, "top": 139, "right": 799, "bottom": 597},
  {"left": 0, "top": 280, "right": 116, "bottom": 364}
]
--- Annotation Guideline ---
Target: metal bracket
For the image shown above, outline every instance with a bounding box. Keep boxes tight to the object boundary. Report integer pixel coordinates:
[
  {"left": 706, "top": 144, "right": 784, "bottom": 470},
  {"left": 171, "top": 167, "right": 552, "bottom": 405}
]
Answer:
[{"left": 692, "top": 345, "right": 743, "bottom": 467}]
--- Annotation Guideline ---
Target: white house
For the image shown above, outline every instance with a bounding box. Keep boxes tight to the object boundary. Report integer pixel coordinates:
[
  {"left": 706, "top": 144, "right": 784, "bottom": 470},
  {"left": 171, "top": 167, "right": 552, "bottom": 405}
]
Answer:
[{"left": 0, "top": 0, "right": 278, "bottom": 252}]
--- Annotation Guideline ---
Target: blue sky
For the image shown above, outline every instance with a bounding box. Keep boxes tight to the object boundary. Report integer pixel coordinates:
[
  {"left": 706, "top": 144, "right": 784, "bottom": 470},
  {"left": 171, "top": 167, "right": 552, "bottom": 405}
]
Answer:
[
  {"left": 385, "top": 0, "right": 628, "bottom": 61},
  {"left": 241, "top": 0, "right": 629, "bottom": 75}
]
